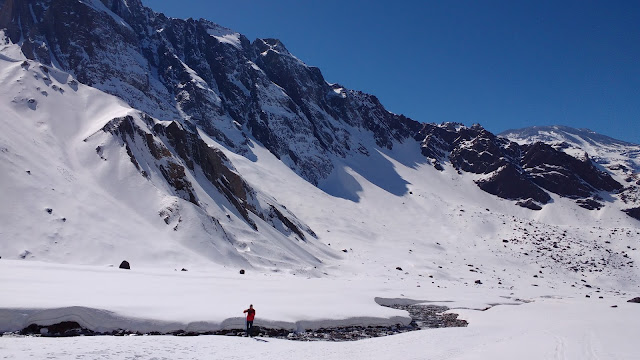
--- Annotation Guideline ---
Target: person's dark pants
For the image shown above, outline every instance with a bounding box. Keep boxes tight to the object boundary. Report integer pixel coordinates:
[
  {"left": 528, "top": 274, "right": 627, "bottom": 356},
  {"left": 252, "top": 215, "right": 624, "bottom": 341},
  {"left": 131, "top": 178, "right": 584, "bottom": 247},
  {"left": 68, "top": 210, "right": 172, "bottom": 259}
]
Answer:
[{"left": 246, "top": 320, "right": 253, "bottom": 336}]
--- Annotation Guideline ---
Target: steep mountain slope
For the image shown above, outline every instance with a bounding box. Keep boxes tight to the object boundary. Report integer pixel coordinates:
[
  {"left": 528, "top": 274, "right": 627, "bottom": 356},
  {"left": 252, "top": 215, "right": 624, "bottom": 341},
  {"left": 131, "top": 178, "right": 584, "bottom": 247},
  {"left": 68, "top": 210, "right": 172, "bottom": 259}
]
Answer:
[
  {"left": 0, "top": 46, "right": 330, "bottom": 270},
  {"left": 0, "top": 0, "right": 420, "bottom": 187},
  {"left": 0, "top": 0, "right": 638, "bottom": 287},
  {"left": 1, "top": 0, "right": 626, "bottom": 213}
]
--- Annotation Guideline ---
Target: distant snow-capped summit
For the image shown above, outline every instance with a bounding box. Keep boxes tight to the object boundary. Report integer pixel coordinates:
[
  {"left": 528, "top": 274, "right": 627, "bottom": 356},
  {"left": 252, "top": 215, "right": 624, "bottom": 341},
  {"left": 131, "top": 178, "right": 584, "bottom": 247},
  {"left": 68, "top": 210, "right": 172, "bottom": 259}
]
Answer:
[
  {"left": 500, "top": 125, "right": 637, "bottom": 147},
  {"left": 500, "top": 125, "right": 640, "bottom": 173}
]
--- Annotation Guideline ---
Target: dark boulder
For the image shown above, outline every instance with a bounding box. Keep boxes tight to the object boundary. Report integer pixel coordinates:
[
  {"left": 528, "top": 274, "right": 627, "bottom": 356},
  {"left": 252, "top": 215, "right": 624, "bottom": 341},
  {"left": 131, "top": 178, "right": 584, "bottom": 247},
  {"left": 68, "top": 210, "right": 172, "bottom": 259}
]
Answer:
[
  {"left": 628, "top": 297, "right": 640, "bottom": 303},
  {"left": 576, "top": 198, "right": 604, "bottom": 210},
  {"left": 516, "top": 199, "right": 543, "bottom": 211},
  {"left": 119, "top": 260, "right": 130, "bottom": 270},
  {"left": 239, "top": 269, "right": 245, "bottom": 274}
]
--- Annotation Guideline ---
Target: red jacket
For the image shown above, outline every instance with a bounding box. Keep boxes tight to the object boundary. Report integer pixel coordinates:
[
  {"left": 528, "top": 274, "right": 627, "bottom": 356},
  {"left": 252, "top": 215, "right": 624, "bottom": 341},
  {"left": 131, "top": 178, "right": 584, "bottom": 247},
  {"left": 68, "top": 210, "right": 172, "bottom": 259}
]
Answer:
[{"left": 244, "top": 308, "right": 255, "bottom": 321}]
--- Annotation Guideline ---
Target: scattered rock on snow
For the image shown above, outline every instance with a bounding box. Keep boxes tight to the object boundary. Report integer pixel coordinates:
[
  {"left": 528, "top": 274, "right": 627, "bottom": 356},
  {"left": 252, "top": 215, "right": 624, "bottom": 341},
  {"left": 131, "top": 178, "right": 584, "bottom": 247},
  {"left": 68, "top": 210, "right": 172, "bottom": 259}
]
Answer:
[
  {"left": 627, "top": 297, "right": 640, "bottom": 303},
  {"left": 396, "top": 267, "right": 403, "bottom": 271},
  {"left": 16, "top": 304, "right": 468, "bottom": 340},
  {"left": 68, "top": 79, "right": 78, "bottom": 91},
  {"left": 475, "top": 280, "right": 482, "bottom": 285}
]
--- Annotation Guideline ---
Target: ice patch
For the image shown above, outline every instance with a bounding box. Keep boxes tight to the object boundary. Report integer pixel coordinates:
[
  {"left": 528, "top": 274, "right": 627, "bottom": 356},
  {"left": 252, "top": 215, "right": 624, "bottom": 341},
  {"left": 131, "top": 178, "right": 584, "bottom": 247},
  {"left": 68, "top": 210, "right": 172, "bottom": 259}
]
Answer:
[
  {"left": 205, "top": 23, "right": 241, "bottom": 49},
  {"left": 78, "top": 0, "right": 132, "bottom": 30}
]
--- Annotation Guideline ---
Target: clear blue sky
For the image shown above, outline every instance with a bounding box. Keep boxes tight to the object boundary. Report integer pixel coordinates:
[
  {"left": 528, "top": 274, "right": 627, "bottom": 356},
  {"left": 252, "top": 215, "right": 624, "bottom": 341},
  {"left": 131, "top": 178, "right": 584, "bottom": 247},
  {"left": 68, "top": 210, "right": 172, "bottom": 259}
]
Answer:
[{"left": 142, "top": 0, "right": 639, "bottom": 144}]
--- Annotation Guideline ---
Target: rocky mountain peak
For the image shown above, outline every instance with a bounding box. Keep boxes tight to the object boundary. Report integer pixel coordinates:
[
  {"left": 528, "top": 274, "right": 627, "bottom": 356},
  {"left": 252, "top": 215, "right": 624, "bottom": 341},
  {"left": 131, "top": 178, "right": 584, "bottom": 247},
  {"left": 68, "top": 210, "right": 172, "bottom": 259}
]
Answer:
[
  {"left": 417, "top": 122, "right": 625, "bottom": 211},
  {"left": 1, "top": 0, "right": 638, "bottom": 225}
]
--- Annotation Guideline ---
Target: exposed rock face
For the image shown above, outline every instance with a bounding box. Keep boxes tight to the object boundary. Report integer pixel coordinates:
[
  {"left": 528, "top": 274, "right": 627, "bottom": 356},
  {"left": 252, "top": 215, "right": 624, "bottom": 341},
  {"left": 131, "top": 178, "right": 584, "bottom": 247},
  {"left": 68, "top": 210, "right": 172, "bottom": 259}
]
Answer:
[
  {"left": 520, "top": 142, "right": 622, "bottom": 199},
  {"left": 416, "top": 123, "right": 623, "bottom": 207},
  {"left": 97, "top": 112, "right": 316, "bottom": 239},
  {"left": 502, "top": 126, "right": 640, "bottom": 218}
]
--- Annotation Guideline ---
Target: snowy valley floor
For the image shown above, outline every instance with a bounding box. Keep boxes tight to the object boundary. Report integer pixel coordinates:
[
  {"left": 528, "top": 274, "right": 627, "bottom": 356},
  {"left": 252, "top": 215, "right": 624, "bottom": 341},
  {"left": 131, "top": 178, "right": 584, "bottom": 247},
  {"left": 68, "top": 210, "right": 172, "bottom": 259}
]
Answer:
[
  {"left": 1, "top": 261, "right": 640, "bottom": 359},
  {"left": 2, "top": 299, "right": 640, "bottom": 360}
]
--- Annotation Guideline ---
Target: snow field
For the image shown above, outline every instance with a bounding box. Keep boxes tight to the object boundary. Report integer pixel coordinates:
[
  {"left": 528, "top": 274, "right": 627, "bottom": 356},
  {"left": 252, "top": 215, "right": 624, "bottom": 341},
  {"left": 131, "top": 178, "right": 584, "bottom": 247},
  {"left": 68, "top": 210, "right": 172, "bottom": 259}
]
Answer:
[{"left": 1, "top": 297, "right": 639, "bottom": 360}]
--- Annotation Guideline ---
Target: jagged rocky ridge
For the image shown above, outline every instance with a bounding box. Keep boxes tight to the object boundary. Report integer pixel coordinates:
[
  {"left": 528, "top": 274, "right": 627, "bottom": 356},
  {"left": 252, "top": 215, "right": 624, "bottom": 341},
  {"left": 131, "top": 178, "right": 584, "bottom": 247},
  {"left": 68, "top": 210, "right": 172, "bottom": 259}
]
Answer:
[
  {"left": 93, "top": 112, "right": 316, "bottom": 242},
  {"left": 417, "top": 123, "right": 623, "bottom": 210},
  {"left": 501, "top": 126, "right": 640, "bottom": 218},
  {"left": 0, "top": 0, "right": 636, "bottom": 220}
]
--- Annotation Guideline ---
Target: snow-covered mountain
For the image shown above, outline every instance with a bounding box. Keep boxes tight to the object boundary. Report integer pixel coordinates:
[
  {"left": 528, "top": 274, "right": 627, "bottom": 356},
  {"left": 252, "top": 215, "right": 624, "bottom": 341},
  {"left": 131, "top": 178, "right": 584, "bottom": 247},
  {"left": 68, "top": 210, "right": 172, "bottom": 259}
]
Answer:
[
  {"left": 501, "top": 125, "right": 640, "bottom": 172},
  {"left": 1, "top": 1, "right": 640, "bottom": 355},
  {"left": 501, "top": 125, "right": 640, "bottom": 220},
  {"left": 0, "top": 0, "right": 638, "bottom": 282}
]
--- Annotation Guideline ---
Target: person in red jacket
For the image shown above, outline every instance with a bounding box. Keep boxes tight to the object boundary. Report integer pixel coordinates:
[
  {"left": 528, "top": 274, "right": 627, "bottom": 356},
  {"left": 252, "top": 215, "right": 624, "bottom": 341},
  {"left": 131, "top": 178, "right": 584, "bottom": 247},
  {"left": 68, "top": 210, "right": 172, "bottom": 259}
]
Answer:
[{"left": 243, "top": 304, "right": 256, "bottom": 337}]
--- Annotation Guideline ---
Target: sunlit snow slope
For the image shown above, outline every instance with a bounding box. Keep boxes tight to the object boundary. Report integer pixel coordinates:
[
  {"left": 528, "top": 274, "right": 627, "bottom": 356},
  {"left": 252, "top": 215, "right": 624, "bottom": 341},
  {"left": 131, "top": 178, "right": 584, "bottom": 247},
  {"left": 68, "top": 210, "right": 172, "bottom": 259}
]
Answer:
[{"left": 0, "top": 41, "right": 331, "bottom": 271}]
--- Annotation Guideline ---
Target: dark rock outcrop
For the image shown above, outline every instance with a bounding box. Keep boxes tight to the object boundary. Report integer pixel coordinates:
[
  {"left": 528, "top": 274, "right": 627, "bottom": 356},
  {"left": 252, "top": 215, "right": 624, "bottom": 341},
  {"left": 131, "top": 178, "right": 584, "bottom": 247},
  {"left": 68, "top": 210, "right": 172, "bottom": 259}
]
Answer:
[
  {"left": 119, "top": 260, "right": 130, "bottom": 269},
  {"left": 416, "top": 123, "right": 622, "bottom": 206},
  {"left": 521, "top": 142, "right": 622, "bottom": 198}
]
